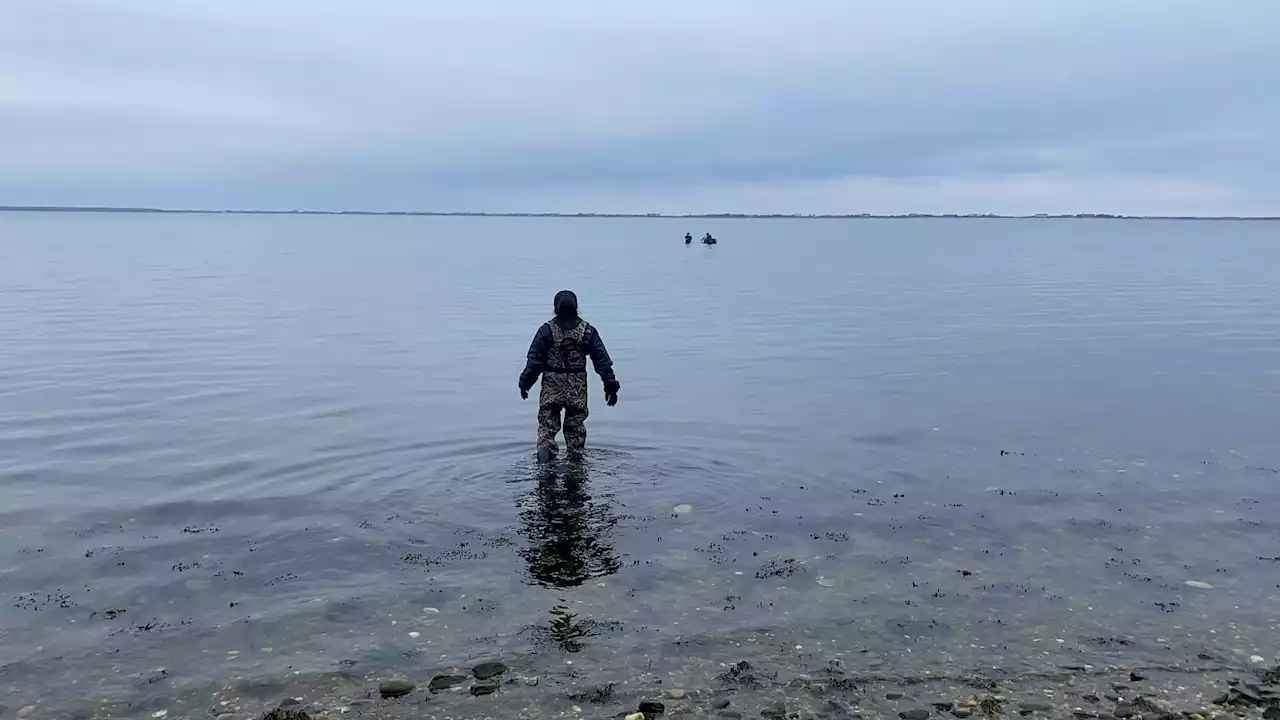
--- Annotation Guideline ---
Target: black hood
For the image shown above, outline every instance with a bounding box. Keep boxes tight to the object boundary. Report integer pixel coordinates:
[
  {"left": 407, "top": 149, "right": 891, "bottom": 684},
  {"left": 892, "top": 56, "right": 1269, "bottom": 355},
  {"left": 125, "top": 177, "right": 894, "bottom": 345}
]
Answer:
[{"left": 553, "top": 290, "right": 579, "bottom": 319}]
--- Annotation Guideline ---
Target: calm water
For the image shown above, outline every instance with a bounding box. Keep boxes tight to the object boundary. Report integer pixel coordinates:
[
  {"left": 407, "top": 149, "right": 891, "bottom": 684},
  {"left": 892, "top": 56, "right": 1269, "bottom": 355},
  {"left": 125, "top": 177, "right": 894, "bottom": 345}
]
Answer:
[{"left": 1, "top": 214, "right": 1279, "bottom": 717}]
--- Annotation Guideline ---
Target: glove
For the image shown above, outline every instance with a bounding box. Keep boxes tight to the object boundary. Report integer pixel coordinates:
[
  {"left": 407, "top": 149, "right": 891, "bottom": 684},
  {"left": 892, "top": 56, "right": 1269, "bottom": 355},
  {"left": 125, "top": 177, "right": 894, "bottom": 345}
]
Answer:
[
  {"left": 605, "top": 391, "right": 618, "bottom": 407},
  {"left": 520, "top": 387, "right": 529, "bottom": 400},
  {"left": 603, "top": 379, "right": 619, "bottom": 407}
]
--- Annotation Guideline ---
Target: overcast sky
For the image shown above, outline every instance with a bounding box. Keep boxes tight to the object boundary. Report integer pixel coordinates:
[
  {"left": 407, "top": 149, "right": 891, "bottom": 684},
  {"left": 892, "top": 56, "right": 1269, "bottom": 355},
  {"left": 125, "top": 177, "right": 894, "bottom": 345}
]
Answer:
[{"left": 2, "top": 2, "right": 1277, "bottom": 215}]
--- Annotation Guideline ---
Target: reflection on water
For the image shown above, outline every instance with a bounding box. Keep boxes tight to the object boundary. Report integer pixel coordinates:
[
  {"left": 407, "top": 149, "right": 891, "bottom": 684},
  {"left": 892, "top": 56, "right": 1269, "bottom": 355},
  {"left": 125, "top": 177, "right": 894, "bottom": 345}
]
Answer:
[{"left": 517, "top": 458, "right": 623, "bottom": 588}]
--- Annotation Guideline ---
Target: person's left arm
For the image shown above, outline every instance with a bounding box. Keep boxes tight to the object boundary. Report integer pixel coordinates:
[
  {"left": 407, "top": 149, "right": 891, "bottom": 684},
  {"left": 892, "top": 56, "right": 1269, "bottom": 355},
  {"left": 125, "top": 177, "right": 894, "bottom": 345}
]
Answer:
[{"left": 586, "top": 325, "right": 620, "bottom": 404}]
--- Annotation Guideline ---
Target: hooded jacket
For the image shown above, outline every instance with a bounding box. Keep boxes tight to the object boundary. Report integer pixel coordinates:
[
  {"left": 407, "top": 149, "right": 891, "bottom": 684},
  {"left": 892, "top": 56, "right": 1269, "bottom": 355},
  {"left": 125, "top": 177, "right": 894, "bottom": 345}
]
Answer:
[{"left": 519, "top": 290, "right": 620, "bottom": 395}]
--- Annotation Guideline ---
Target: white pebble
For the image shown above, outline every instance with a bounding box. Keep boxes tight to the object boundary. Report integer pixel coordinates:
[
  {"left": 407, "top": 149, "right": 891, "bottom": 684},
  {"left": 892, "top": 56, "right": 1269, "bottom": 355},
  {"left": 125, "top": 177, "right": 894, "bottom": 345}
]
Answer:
[
  {"left": 409, "top": 631, "right": 420, "bottom": 638},
  {"left": 153, "top": 712, "right": 169, "bottom": 719},
  {"left": 1251, "top": 655, "right": 1267, "bottom": 664},
  {"left": 423, "top": 607, "right": 439, "bottom": 613},
  {"left": 673, "top": 504, "right": 694, "bottom": 515},
  {"left": 1184, "top": 580, "right": 1214, "bottom": 589}
]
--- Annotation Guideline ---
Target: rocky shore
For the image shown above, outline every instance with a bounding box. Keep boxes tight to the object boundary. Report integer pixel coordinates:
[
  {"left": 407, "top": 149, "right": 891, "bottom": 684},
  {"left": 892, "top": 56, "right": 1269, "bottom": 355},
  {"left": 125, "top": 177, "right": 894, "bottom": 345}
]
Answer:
[{"left": 15, "top": 658, "right": 1278, "bottom": 720}]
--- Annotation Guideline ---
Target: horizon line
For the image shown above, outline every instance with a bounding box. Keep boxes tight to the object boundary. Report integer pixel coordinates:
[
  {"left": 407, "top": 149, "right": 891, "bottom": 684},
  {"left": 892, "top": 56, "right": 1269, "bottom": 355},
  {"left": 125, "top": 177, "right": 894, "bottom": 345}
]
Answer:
[{"left": 1, "top": 205, "right": 1278, "bottom": 220}]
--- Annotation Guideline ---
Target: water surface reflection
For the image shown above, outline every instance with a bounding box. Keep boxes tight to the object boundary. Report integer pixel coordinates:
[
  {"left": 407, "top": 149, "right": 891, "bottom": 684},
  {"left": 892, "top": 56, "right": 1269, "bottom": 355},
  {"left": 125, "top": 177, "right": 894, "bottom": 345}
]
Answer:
[{"left": 517, "top": 459, "right": 623, "bottom": 589}]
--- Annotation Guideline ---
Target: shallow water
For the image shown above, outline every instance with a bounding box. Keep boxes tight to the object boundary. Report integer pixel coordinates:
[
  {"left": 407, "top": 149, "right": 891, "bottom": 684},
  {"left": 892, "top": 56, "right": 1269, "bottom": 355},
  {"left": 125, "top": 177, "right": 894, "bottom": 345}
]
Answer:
[{"left": 1, "top": 214, "right": 1279, "bottom": 718}]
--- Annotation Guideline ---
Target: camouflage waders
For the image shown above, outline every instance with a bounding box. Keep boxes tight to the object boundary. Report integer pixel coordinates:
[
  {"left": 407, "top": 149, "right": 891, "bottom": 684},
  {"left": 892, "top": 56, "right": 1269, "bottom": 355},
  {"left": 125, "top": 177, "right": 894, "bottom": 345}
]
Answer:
[{"left": 537, "top": 319, "right": 590, "bottom": 459}]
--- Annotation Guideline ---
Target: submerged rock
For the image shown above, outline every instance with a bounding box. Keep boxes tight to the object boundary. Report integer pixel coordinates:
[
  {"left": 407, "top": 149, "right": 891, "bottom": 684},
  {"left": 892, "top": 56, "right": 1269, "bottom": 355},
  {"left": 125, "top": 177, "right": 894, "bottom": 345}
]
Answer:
[
  {"left": 1114, "top": 703, "right": 1137, "bottom": 718},
  {"left": 470, "top": 681, "right": 500, "bottom": 696},
  {"left": 570, "top": 684, "right": 617, "bottom": 704},
  {"left": 901, "top": 710, "right": 932, "bottom": 720},
  {"left": 378, "top": 678, "right": 415, "bottom": 699},
  {"left": 666, "top": 688, "right": 686, "bottom": 700},
  {"left": 261, "top": 711, "right": 312, "bottom": 720},
  {"left": 638, "top": 700, "right": 666, "bottom": 714},
  {"left": 428, "top": 675, "right": 467, "bottom": 693},
  {"left": 763, "top": 703, "right": 787, "bottom": 719},
  {"left": 472, "top": 661, "right": 508, "bottom": 680}
]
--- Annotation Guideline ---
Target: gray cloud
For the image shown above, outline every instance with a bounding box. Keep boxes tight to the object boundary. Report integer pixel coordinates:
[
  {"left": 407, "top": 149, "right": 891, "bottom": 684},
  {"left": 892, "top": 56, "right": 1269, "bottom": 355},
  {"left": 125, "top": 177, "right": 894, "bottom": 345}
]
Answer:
[{"left": 2, "top": 1, "right": 1277, "bottom": 214}]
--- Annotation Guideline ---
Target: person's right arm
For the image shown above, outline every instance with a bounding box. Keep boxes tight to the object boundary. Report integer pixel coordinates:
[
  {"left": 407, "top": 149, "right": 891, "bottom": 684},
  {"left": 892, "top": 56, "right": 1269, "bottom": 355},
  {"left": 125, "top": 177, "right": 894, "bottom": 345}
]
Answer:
[{"left": 518, "top": 323, "right": 552, "bottom": 396}]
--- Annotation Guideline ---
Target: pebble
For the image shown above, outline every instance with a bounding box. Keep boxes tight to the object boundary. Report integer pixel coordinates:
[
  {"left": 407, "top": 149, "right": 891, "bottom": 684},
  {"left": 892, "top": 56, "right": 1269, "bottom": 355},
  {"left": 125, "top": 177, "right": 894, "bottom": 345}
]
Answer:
[
  {"left": 152, "top": 712, "right": 168, "bottom": 719},
  {"left": 17, "top": 708, "right": 36, "bottom": 720},
  {"left": 763, "top": 704, "right": 787, "bottom": 720},
  {"left": 901, "top": 710, "right": 932, "bottom": 720},
  {"left": 429, "top": 675, "right": 468, "bottom": 693},
  {"left": 1251, "top": 656, "right": 1268, "bottom": 664},
  {"left": 714, "top": 699, "right": 732, "bottom": 710},
  {"left": 719, "top": 713, "right": 743, "bottom": 720},
  {"left": 887, "top": 693, "right": 905, "bottom": 700},
  {"left": 408, "top": 631, "right": 420, "bottom": 638},
  {"left": 1263, "top": 709, "right": 1280, "bottom": 720},
  {"left": 1020, "top": 703, "right": 1052, "bottom": 713},
  {"left": 473, "top": 660, "right": 508, "bottom": 680},
  {"left": 471, "top": 682, "right": 499, "bottom": 696},
  {"left": 1114, "top": 703, "right": 1137, "bottom": 718},
  {"left": 378, "top": 678, "right": 416, "bottom": 699},
  {"left": 673, "top": 504, "right": 693, "bottom": 515},
  {"left": 1184, "top": 581, "right": 1214, "bottom": 589},
  {"left": 625, "top": 715, "right": 645, "bottom": 720},
  {"left": 666, "top": 688, "right": 686, "bottom": 700},
  {"left": 638, "top": 700, "right": 666, "bottom": 714},
  {"left": 953, "top": 709, "right": 973, "bottom": 718},
  {"left": 1129, "top": 672, "right": 1145, "bottom": 682}
]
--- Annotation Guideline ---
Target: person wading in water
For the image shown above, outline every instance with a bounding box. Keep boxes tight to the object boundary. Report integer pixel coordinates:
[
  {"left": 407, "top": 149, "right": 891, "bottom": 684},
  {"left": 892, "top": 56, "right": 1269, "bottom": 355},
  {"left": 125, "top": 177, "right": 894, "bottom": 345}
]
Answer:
[{"left": 519, "top": 290, "right": 620, "bottom": 462}]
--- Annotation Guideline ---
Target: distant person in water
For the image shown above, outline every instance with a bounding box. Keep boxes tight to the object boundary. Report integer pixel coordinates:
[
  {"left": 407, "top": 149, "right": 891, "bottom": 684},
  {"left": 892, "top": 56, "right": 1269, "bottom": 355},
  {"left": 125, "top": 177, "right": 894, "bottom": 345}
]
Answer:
[
  {"left": 519, "top": 290, "right": 620, "bottom": 463},
  {"left": 702, "top": 233, "right": 717, "bottom": 244},
  {"left": 685, "top": 233, "right": 692, "bottom": 244}
]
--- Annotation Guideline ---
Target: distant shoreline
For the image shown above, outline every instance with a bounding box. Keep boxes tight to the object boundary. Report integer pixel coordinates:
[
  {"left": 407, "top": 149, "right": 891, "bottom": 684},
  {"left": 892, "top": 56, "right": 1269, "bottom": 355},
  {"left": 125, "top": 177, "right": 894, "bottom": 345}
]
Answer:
[{"left": 1, "top": 206, "right": 1276, "bottom": 220}]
